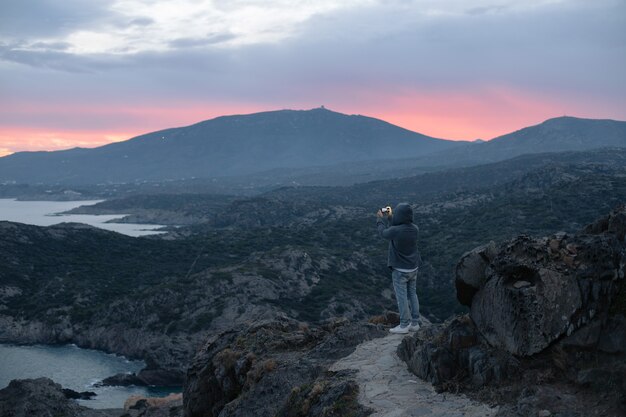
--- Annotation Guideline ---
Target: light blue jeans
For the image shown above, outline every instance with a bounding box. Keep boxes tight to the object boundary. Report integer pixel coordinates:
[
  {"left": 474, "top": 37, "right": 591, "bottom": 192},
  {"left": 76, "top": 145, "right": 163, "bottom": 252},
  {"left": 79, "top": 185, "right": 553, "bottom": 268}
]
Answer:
[{"left": 392, "top": 269, "right": 420, "bottom": 327}]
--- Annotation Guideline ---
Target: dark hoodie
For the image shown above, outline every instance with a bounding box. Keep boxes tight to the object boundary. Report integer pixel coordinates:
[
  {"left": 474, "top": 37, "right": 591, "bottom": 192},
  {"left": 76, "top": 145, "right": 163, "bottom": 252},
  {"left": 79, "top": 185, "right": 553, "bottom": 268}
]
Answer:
[{"left": 376, "top": 203, "right": 420, "bottom": 270}]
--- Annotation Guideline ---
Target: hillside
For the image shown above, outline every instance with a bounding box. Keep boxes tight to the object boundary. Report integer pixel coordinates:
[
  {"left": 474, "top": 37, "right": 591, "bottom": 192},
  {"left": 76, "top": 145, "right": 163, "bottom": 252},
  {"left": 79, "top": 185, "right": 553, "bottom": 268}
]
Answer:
[
  {"left": 2, "top": 150, "right": 626, "bottom": 385},
  {"left": 72, "top": 148, "right": 625, "bottom": 225},
  {"left": 0, "top": 108, "right": 460, "bottom": 185},
  {"left": 411, "top": 116, "right": 626, "bottom": 168}
]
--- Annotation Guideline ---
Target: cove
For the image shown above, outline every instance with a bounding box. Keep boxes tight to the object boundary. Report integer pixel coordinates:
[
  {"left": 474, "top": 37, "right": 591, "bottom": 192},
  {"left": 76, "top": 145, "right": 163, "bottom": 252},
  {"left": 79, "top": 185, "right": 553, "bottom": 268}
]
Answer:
[{"left": 0, "top": 343, "right": 180, "bottom": 409}]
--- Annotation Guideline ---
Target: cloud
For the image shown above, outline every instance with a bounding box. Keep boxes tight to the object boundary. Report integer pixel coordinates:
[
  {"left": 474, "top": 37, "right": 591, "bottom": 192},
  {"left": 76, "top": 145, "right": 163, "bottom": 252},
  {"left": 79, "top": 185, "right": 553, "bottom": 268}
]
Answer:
[
  {"left": 0, "top": 0, "right": 119, "bottom": 38},
  {"left": 465, "top": 4, "right": 510, "bottom": 15},
  {"left": 168, "top": 33, "right": 237, "bottom": 48},
  {"left": 0, "top": 0, "right": 624, "bottom": 149},
  {"left": 29, "top": 41, "right": 73, "bottom": 51},
  {"left": 127, "top": 17, "right": 155, "bottom": 27}
]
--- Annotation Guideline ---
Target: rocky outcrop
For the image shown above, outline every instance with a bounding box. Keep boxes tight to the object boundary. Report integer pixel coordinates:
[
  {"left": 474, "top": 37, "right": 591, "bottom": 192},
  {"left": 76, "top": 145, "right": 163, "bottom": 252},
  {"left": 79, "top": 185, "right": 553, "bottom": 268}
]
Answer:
[
  {"left": 183, "top": 316, "right": 386, "bottom": 417},
  {"left": 0, "top": 378, "right": 118, "bottom": 417},
  {"left": 455, "top": 207, "right": 625, "bottom": 356},
  {"left": 399, "top": 207, "right": 626, "bottom": 416},
  {"left": 398, "top": 315, "right": 519, "bottom": 388}
]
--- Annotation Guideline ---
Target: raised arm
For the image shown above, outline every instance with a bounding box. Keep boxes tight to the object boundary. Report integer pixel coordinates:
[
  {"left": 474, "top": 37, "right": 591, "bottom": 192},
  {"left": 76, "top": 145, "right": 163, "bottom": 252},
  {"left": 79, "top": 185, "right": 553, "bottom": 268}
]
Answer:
[{"left": 376, "top": 210, "right": 398, "bottom": 240}]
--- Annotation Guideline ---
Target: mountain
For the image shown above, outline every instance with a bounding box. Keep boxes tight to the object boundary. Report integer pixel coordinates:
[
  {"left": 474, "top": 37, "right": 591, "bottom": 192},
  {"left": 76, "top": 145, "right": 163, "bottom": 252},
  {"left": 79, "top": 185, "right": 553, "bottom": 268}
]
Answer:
[
  {"left": 0, "top": 108, "right": 462, "bottom": 185},
  {"left": 416, "top": 116, "right": 626, "bottom": 167}
]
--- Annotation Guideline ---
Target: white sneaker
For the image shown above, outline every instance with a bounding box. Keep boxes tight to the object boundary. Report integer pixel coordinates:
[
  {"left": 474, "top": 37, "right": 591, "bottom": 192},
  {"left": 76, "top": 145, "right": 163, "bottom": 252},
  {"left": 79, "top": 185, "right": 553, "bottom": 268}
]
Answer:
[
  {"left": 408, "top": 323, "right": 421, "bottom": 332},
  {"left": 389, "top": 324, "right": 409, "bottom": 334}
]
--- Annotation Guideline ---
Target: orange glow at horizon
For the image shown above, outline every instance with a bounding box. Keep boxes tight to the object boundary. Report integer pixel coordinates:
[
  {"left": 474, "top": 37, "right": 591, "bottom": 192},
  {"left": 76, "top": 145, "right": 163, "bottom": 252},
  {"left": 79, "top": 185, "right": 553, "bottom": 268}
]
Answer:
[
  {"left": 0, "top": 128, "right": 136, "bottom": 157},
  {"left": 0, "top": 102, "right": 269, "bottom": 155}
]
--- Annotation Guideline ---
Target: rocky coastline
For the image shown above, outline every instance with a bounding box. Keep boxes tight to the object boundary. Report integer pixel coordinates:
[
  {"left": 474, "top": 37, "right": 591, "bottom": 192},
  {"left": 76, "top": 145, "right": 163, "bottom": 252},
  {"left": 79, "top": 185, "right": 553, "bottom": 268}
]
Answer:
[{"left": 0, "top": 316, "right": 196, "bottom": 386}]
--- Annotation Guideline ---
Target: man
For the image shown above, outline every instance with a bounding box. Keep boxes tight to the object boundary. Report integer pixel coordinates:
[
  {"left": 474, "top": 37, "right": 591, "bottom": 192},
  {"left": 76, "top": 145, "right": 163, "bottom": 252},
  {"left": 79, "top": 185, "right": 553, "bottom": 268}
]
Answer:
[{"left": 376, "top": 203, "right": 421, "bottom": 334}]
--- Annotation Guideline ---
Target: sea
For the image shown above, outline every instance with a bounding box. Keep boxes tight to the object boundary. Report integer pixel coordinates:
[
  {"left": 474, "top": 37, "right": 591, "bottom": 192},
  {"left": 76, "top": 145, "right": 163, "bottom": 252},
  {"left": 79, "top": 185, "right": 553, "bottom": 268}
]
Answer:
[
  {"left": 0, "top": 198, "right": 165, "bottom": 237},
  {"left": 0, "top": 344, "right": 180, "bottom": 409}
]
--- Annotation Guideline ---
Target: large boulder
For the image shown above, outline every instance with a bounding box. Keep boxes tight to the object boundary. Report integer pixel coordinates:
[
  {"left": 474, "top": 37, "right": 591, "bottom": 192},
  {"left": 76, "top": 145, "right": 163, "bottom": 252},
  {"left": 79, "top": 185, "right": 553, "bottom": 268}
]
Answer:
[
  {"left": 455, "top": 241, "right": 498, "bottom": 306},
  {"left": 399, "top": 208, "right": 626, "bottom": 416},
  {"left": 456, "top": 206, "right": 626, "bottom": 356}
]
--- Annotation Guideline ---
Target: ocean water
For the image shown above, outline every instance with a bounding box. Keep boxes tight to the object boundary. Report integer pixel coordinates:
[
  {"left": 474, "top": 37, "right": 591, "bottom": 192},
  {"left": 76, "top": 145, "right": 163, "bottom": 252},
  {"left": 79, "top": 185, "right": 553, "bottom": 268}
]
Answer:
[
  {"left": 0, "top": 344, "right": 180, "bottom": 409},
  {"left": 0, "top": 198, "right": 165, "bottom": 237}
]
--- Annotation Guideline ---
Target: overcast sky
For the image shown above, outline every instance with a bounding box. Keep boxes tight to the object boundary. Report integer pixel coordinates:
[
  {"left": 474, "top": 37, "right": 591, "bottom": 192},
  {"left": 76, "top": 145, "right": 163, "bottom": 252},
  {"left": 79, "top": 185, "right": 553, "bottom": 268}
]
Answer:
[{"left": 0, "top": 0, "right": 624, "bottom": 155}]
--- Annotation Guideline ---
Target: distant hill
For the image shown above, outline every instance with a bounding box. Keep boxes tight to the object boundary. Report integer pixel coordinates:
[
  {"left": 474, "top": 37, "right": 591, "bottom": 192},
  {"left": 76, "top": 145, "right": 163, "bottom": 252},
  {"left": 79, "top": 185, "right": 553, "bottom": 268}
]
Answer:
[
  {"left": 416, "top": 116, "right": 626, "bottom": 167},
  {"left": 0, "top": 108, "right": 461, "bottom": 185},
  {"left": 1, "top": 112, "right": 623, "bottom": 187}
]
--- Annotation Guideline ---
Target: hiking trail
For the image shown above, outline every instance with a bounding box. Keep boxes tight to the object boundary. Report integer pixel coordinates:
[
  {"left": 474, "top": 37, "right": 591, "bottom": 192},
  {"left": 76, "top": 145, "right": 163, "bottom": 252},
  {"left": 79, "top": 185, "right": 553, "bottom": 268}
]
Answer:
[{"left": 330, "top": 332, "right": 499, "bottom": 417}]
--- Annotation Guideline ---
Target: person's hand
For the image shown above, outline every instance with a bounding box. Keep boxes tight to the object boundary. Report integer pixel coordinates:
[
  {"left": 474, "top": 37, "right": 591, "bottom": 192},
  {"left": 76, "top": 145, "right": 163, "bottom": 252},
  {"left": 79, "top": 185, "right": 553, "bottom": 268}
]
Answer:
[{"left": 376, "top": 209, "right": 384, "bottom": 218}]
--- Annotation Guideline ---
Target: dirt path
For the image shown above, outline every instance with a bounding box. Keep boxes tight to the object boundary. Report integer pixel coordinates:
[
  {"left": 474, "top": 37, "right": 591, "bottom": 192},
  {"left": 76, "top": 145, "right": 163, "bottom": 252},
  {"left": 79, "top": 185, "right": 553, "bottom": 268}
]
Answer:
[{"left": 330, "top": 332, "right": 498, "bottom": 417}]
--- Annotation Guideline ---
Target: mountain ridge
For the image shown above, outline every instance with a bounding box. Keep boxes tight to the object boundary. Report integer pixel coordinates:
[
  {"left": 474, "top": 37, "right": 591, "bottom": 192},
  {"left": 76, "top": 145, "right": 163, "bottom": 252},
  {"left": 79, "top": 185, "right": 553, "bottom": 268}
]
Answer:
[
  {"left": 1, "top": 109, "right": 625, "bottom": 186},
  {"left": 0, "top": 108, "right": 463, "bottom": 184}
]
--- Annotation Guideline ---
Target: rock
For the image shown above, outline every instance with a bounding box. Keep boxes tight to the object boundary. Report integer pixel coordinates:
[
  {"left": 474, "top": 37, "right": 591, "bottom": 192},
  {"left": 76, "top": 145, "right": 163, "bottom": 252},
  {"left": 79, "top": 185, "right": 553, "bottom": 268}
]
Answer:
[
  {"left": 275, "top": 371, "right": 370, "bottom": 417},
  {"left": 512, "top": 280, "right": 532, "bottom": 289},
  {"left": 537, "top": 410, "right": 551, "bottom": 417},
  {"left": 399, "top": 208, "right": 626, "bottom": 416},
  {"left": 183, "top": 317, "right": 385, "bottom": 417},
  {"left": 584, "top": 204, "right": 626, "bottom": 242},
  {"left": 597, "top": 314, "right": 626, "bottom": 354},
  {"left": 397, "top": 315, "right": 518, "bottom": 388},
  {"left": 471, "top": 260, "right": 585, "bottom": 356},
  {"left": 575, "top": 366, "right": 626, "bottom": 393},
  {"left": 137, "top": 368, "right": 185, "bottom": 386},
  {"left": 367, "top": 310, "right": 400, "bottom": 326},
  {"left": 558, "top": 318, "right": 602, "bottom": 350},
  {"left": 0, "top": 378, "right": 90, "bottom": 417},
  {"left": 455, "top": 241, "right": 498, "bottom": 306},
  {"left": 466, "top": 220, "right": 625, "bottom": 356},
  {"left": 62, "top": 388, "right": 97, "bottom": 400},
  {"left": 100, "top": 372, "right": 145, "bottom": 387},
  {"left": 454, "top": 207, "right": 626, "bottom": 358},
  {"left": 124, "top": 393, "right": 183, "bottom": 410}
]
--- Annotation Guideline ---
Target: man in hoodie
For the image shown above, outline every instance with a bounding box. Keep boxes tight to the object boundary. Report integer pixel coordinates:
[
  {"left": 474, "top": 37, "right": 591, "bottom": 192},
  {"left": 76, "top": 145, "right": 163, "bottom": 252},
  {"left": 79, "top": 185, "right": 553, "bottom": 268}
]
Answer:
[{"left": 376, "top": 203, "right": 421, "bottom": 334}]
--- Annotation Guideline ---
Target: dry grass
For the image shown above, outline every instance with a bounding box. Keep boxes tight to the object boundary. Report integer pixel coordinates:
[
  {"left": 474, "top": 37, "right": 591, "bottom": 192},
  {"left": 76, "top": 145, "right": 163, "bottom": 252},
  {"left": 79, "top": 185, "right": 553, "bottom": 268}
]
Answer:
[{"left": 214, "top": 348, "right": 241, "bottom": 369}]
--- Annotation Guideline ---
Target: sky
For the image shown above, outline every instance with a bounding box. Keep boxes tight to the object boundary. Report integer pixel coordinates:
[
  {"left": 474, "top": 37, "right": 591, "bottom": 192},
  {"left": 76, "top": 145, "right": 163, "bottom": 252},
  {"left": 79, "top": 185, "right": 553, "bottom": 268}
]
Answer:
[{"left": 0, "top": 0, "right": 625, "bottom": 157}]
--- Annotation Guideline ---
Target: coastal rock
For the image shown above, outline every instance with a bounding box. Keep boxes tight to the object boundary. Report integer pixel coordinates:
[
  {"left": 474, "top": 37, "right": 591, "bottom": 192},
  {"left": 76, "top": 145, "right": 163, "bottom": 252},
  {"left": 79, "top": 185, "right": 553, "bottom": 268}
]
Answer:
[
  {"left": 100, "top": 372, "right": 145, "bottom": 387},
  {"left": 0, "top": 377, "right": 117, "bottom": 417},
  {"left": 62, "top": 388, "right": 97, "bottom": 400}
]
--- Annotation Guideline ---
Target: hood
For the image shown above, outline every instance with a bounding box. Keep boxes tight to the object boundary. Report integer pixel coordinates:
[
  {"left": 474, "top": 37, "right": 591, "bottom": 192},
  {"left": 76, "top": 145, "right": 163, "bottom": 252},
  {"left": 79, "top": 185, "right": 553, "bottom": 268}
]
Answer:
[{"left": 392, "top": 203, "right": 414, "bottom": 225}]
